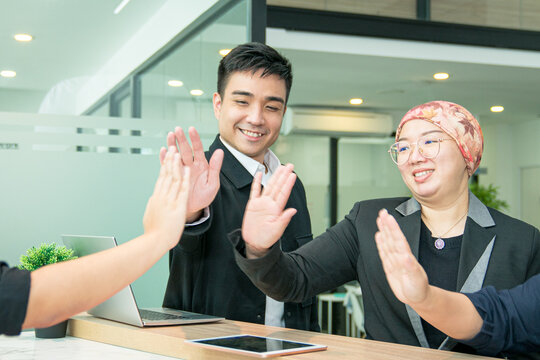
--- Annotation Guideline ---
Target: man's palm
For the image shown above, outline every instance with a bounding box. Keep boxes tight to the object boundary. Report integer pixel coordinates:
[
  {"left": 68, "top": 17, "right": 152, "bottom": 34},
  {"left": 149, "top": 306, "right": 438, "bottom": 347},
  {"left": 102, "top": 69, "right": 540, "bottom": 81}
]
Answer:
[
  {"left": 186, "top": 159, "right": 219, "bottom": 214},
  {"left": 160, "top": 127, "right": 223, "bottom": 220}
]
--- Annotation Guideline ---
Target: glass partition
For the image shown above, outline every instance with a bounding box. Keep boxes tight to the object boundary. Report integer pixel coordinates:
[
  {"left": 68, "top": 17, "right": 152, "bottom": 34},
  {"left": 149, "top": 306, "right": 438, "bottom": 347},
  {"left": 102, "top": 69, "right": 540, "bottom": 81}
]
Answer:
[
  {"left": 337, "top": 139, "right": 410, "bottom": 220},
  {"left": 274, "top": 135, "right": 410, "bottom": 236},
  {"left": 139, "top": 0, "right": 249, "bottom": 148},
  {"left": 0, "top": 112, "right": 176, "bottom": 308},
  {"left": 272, "top": 134, "right": 331, "bottom": 237},
  {"left": 88, "top": 100, "right": 110, "bottom": 117},
  {"left": 110, "top": 82, "right": 132, "bottom": 118},
  {"left": 0, "top": 0, "right": 251, "bottom": 308}
]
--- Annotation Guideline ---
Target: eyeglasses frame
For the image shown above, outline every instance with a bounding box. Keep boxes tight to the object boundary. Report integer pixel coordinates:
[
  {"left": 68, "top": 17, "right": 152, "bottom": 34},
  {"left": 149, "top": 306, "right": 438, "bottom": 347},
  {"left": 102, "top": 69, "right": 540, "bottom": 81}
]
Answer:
[{"left": 388, "top": 137, "right": 454, "bottom": 165}]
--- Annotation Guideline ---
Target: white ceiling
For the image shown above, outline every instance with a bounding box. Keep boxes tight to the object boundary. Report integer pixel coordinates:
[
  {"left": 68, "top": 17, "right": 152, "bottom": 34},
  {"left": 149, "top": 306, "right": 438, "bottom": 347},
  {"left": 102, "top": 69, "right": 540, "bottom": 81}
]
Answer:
[
  {"left": 281, "top": 48, "right": 540, "bottom": 126},
  {"left": 0, "top": 0, "right": 166, "bottom": 91}
]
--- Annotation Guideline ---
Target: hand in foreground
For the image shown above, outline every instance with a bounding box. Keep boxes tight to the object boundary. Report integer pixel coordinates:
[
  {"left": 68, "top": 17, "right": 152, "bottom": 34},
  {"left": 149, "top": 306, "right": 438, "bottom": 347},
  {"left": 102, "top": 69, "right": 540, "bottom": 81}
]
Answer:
[
  {"left": 159, "top": 127, "right": 223, "bottom": 222},
  {"left": 375, "top": 210, "right": 484, "bottom": 342},
  {"left": 242, "top": 164, "right": 298, "bottom": 259},
  {"left": 374, "top": 209, "right": 429, "bottom": 306},
  {"left": 144, "top": 148, "right": 190, "bottom": 249}
]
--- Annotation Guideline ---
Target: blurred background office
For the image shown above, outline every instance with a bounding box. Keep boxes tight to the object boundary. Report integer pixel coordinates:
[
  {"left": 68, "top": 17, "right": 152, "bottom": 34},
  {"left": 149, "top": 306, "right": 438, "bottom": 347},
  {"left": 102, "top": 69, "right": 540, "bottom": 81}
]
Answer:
[{"left": 2, "top": 0, "right": 540, "bottom": 311}]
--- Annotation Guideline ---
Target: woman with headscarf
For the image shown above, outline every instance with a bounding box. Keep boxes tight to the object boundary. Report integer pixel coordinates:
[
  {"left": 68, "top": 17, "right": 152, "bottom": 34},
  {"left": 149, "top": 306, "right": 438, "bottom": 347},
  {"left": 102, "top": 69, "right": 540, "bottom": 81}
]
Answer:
[{"left": 230, "top": 101, "right": 540, "bottom": 359}]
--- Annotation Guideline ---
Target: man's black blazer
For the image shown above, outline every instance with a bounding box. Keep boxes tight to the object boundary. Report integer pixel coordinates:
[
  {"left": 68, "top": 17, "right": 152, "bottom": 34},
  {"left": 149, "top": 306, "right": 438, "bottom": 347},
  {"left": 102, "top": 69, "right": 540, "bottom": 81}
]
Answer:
[{"left": 163, "top": 136, "right": 319, "bottom": 331}]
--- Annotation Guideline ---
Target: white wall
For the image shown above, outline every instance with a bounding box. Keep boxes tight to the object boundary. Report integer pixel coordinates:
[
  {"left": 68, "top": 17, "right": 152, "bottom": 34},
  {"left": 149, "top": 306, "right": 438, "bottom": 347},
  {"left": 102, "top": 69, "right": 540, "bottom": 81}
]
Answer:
[
  {"left": 272, "top": 135, "right": 330, "bottom": 237},
  {"left": 272, "top": 135, "right": 410, "bottom": 237},
  {"left": 481, "top": 118, "right": 540, "bottom": 222},
  {"left": 0, "top": 88, "right": 46, "bottom": 113},
  {"left": 337, "top": 140, "right": 410, "bottom": 220}
]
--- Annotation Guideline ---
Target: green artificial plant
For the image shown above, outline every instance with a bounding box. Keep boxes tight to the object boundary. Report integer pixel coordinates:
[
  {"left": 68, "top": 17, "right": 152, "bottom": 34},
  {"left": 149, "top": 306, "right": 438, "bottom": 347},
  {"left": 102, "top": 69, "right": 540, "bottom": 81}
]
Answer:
[
  {"left": 19, "top": 243, "right": 77, "bottom": 271},
  {"left": 469, "top": 183, "right": 509, "bottom": 211}
]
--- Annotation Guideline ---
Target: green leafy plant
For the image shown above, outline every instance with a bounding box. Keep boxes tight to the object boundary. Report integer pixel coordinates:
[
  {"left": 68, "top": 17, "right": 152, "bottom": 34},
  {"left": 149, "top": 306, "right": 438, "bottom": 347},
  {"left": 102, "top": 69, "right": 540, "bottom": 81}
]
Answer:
[
  {"left": 19, "top": 243, "right": 77, "bottom": 271},
  {"left": 469, "top": 183, "right": 509, "bottom": 211}
]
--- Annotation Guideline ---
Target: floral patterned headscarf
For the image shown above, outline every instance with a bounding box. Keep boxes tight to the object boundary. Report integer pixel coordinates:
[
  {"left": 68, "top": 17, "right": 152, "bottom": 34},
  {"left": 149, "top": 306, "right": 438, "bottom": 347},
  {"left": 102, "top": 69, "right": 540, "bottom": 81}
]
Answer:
[{"left": 395, "top": 101, "right": 483, "bottom": 176}]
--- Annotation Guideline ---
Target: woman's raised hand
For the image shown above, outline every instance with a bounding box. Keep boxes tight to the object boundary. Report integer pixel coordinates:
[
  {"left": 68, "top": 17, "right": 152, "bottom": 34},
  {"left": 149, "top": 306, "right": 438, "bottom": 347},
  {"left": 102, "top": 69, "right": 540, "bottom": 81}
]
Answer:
[
  {"left": 375, "top": 209, "right": 430, "bottom": 306},
  {"left": 143, "top": 148, "right": 190, "bottom": 250}
]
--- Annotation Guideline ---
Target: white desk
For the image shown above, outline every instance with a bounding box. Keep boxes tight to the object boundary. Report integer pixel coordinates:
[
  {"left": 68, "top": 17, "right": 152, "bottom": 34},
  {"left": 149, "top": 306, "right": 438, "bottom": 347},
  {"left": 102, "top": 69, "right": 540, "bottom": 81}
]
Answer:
[{"left": 0, "top": 331, "right": 177, "bottom": 360}]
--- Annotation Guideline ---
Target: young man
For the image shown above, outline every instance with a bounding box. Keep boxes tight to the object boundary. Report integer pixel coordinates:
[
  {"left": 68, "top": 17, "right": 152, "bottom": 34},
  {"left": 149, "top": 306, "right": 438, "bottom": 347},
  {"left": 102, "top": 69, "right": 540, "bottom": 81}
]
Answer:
[
  {"left": 161, "top": 42, "right": 318, "bottom": 331},
  {"left": 374, "top": 208, "right": 540, "bottom": 357},
  {"left": 0, "top": 149, "right": 189, "bottom": 336}
]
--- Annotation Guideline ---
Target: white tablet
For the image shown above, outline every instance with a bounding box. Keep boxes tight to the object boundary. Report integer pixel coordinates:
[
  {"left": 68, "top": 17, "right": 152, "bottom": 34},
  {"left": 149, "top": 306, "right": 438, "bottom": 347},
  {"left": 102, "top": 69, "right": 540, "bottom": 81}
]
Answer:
[{"left": 186, "top": 334, "right": 327, "bottom": 358}]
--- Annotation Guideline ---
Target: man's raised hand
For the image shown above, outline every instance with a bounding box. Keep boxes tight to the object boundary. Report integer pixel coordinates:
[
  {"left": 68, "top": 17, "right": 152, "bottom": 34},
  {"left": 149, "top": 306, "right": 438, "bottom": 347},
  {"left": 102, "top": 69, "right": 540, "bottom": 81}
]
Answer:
[{"left": 159, "top": 127, "right": 223, "bottom": 222}]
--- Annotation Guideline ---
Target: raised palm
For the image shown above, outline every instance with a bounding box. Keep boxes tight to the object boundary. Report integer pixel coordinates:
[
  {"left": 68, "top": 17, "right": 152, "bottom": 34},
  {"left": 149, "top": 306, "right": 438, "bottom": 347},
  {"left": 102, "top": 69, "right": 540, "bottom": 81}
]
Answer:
[
  {"left": 144, "top": 150, "right": 190, "bottom": 249},
  {"left": 160, "top": 127, "right": 223, "bottom": 222},
  {"left": 242, "top": 164, "right": 298, "bottom": 258},
  {"left": 374, "top": 210, "right": 429, "bottom": 306}
]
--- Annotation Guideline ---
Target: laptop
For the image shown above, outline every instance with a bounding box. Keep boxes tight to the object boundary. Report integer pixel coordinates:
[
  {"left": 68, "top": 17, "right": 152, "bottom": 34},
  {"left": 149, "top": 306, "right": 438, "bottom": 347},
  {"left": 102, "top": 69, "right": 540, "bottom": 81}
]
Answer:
[{"left": 62, "top": 234, "right": 224, "bottom": 327}]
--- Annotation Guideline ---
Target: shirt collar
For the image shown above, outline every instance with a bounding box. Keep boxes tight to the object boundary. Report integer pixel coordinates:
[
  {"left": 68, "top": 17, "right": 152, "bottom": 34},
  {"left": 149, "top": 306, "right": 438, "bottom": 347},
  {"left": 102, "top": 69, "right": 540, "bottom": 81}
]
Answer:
[
  {"left": 395, "top": 190, "right": 495, "bottom": 228},
  {"left": 219, "top": 136, "right": 281, "bottom": 178}
]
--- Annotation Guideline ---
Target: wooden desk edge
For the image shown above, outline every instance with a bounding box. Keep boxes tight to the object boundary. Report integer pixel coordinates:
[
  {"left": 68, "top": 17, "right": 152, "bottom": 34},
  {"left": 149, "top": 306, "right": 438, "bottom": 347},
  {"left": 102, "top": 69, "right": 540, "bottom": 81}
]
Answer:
[{"left": 68, "top": 315, "right": 497, "bottom": 360}]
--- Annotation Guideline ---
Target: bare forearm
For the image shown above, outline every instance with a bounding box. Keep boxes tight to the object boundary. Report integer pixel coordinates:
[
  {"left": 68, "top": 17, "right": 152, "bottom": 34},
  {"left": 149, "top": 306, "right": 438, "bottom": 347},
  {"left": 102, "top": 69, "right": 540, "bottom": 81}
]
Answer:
[
  {"left": 23, "top": 233, "right": 167, "bottom": 329},
  {"left": 413, "top": 286, "right": 484, "bottom": 340}
]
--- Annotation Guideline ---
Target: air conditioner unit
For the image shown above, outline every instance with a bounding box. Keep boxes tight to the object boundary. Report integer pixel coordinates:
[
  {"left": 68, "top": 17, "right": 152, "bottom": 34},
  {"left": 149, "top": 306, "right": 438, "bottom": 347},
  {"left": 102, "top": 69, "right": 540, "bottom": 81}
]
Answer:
[{"left": 281, "top": 107, "right": 393, "bottom": 137}]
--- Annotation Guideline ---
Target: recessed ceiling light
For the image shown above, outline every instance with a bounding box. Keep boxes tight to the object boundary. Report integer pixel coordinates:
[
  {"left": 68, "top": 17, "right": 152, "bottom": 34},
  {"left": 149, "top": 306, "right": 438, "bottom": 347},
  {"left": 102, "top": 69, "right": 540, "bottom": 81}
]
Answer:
[
  {"left": 14, "top": 34, "right": 33, "bottom": 42},
  {"left": 219, "top": 49, "right": 231, "bottom": 57},
  {"left": 0, "top": 70, "right": 16, "bottom": 78},
  {"left": 167, "top": 80, "right": 184, "bottom": 87},
  {"left": 190, "top": 89, "right": 204, "bottom": 96},
  {"left": 433, "top": 72, "right": 450, "bottom": 80},
  {"left": 349, "top": 98, "right": 363, "bottom": 105},
  {"left": 490, "top": 105, "right": 504, "bottom": 113}
]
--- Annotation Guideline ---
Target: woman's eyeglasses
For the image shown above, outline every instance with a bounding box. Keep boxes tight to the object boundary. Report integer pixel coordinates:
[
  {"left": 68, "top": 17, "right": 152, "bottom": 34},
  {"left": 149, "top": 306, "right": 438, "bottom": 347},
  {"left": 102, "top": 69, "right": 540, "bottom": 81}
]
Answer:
[{"left": 388, "top": 136, "right": 453, "bottom": 165}]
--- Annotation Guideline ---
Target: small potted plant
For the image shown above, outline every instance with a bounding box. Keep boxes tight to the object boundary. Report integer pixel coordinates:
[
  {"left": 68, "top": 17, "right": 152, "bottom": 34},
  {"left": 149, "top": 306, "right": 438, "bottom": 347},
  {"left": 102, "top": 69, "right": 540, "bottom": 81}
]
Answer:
[{"left": 19, "top": 243, "right": 77, "bottom": 338}]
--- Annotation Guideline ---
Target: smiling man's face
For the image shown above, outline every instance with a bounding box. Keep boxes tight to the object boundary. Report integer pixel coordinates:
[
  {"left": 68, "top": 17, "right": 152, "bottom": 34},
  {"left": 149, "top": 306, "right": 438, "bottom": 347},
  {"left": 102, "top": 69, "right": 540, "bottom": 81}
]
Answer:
[{"left": 213, "top": 69, "right": 287, "bottom": 163}]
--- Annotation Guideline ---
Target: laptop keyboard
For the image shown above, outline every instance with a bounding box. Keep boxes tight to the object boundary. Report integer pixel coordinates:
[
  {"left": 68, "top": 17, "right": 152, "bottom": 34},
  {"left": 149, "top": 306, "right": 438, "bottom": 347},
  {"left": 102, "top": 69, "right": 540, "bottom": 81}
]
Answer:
[{"left": 139, "top": 309, "right": 186, "bottom": 321}]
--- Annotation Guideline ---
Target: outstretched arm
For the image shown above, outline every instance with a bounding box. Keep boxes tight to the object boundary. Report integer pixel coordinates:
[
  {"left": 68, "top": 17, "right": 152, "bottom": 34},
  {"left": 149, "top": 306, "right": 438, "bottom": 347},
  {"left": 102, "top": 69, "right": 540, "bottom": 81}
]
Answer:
[
  {"left": 22, "top": 148, "right": 190, "bottom": 329},
  {"left": 374, "top": 209, "right": 483, "bottom": 340},
  {"left": 231, "top": 167, "right": 360, "bottom": 304}
]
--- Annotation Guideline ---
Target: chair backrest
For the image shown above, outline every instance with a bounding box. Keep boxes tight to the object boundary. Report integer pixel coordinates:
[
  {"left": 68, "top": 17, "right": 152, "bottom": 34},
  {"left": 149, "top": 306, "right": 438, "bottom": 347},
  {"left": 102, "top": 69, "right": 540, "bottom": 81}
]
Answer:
[{"left": 343, "top": 284, "right": 365, "bottom": 337}]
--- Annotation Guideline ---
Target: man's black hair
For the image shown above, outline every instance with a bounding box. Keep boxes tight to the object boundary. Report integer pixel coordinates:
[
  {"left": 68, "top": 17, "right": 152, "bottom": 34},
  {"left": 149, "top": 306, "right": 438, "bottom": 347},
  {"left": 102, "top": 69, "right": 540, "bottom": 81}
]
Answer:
[{"left": 217, "top": 42, "right": 293, "bottom": 103}]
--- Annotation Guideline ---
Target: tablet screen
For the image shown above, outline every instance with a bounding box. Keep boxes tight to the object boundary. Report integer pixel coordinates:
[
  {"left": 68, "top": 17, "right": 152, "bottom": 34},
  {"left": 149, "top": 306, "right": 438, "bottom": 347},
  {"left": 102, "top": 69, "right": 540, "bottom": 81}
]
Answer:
[{"left": 187, "top": 334, "right": 327, "bottom": 357}]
